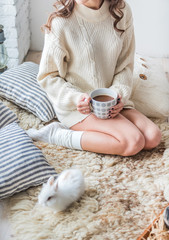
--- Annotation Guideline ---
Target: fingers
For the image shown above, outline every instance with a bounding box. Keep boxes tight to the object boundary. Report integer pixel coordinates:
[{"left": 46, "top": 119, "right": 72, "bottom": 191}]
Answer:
[
  {"left": 108, "top": 107, "right": 123, "bottom": 118},
  {"left": 77, "top": 100, "right": 90, "bottom": 108},
  {"left": 77, "top": 107, "right": 91, "bottom": 114},
  {"left": 79, "top": 93, "right": 91, "bottom": 103},
  {"left": 108, "top": 96, "right": 124, "bottom": 118},
  {"left": 77, "top": 100, "right": 91, "bottom": 110},
  {"left": 108, "top": 113, "right": 118, "bottom": 119},
  {"left": 117, "top": 94, "right": 122, "bottom": 102},
  {"left": 79, "top": 108, "right": 91, "bottom": 114},
  {"left": 107, "top": 111, "right": 119, "bottom": 119},
  {"left": 113, "top": 101, "right": 124, "bottom": 111},
  {"left": 77, "top": 93, "right": 91, "bottom": 114}
]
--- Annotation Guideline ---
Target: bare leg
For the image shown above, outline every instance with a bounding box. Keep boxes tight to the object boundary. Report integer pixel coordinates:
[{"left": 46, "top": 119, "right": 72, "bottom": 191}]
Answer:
[
  {"left": 71, "top": 113, "right": 146, "bottom": 156},
  {"left": 121, "top": 109, "right": 161, "bottom": 150}
]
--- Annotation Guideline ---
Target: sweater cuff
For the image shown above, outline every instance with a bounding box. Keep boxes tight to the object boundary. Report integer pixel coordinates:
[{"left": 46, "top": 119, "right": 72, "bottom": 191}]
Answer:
[{"left": 72, "top": 92, "right": 83, "bottom": 106}]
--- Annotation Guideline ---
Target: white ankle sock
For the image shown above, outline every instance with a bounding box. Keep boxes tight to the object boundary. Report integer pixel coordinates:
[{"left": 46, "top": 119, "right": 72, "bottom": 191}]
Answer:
[
  {"left": 26, "top": 122, "right": 83, "bottom": 150},
  {"left": 26, "top": 122, "right": 67, "bottom": 142}
]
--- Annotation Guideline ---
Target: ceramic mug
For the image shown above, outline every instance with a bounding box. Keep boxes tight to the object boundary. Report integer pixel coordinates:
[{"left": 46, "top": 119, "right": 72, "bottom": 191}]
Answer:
[{"left": 90, "top": 88, "right": 118, "bottom": 119}]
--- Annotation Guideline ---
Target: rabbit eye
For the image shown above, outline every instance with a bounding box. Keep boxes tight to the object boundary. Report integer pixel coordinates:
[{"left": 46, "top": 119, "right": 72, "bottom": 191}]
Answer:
[{"left": 47, "top": 196, "right": 52, "bottom": 201}]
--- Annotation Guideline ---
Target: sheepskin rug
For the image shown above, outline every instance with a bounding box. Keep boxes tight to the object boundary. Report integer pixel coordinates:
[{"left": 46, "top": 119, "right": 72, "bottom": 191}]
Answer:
[{"left": 1, "top": 97, "right": 169, "bottom": 240}]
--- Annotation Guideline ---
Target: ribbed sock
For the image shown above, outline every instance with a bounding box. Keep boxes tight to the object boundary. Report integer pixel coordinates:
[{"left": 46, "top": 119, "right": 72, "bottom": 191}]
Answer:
[{"left": 26, "top": 122, "right": 83, "bottom": 150}]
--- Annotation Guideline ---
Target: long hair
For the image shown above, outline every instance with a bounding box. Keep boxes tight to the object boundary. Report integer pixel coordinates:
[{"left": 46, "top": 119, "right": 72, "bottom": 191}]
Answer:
[{"left": 44, "top": 0, "right": 125, "bottom": 33}]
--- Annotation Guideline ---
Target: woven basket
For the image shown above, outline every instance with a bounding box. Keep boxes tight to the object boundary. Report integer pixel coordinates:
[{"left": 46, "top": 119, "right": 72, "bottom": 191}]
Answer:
[{"left": 138, "top": 204, "right": 169, "bottom": 240}]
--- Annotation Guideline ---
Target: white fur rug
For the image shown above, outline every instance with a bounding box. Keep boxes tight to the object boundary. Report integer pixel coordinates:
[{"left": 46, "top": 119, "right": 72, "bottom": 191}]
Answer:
[{"left": 1, "top": 97, "right": 169, "bottom": 240}]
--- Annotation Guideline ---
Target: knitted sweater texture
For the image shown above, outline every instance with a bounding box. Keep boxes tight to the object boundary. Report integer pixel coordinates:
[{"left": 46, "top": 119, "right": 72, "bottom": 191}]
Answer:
[{"left": 38, "top": 0, "right": 135, "bottom": 127}]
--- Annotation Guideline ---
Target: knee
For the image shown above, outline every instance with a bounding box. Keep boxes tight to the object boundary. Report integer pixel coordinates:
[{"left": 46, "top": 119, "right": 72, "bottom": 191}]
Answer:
[
  {"left": 122, "top": 133, "right": 145, "bottom": 156},
  {"left": 144, "top": 126, "right": 162, "bottom": 150}
]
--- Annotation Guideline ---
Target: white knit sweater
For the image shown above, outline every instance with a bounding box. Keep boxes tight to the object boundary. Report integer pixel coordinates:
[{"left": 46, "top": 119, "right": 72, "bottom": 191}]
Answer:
[{"left": 38, "top": 0, "right": 135, "bottom": 127}]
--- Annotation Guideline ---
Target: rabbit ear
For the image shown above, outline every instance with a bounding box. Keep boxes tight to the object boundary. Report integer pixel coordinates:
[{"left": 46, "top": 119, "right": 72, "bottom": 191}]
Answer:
[
  {"left": 54, "top": 180, "right": 58, "bottom": 191},
  {"left": 47, "top": 176, "right": 55, "bottom": 186}
]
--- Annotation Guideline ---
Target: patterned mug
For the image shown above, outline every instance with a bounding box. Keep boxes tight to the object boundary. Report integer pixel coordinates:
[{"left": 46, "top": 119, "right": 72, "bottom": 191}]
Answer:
[{"left": 90, "top": 88, "right": 118, "bottom": 119}]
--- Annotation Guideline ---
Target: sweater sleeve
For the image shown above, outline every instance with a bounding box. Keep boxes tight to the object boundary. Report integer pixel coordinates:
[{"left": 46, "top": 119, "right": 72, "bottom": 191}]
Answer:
[
  {"left": 37, "top": 31, "right": 82, "bottom": 112},
  {"left": 109, "top": 6, "right": 135, "bottom": 108}
]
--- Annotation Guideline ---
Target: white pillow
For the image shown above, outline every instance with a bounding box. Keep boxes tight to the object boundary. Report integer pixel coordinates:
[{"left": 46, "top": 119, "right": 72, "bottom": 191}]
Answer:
[{"left": 131, "top": 54, "right": 169, "bottom": 118}]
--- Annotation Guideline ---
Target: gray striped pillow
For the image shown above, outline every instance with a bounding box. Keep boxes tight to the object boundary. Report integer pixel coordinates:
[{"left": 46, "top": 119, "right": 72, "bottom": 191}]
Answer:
[
  {"left": 0, "top": 122, "right": 57, "bottom": 199},
  {"left": 0, "top": 62, "right": 56, "bottom": 122},
  {"left": 0, "top": 102, "right": 19, "bottom": 129}
]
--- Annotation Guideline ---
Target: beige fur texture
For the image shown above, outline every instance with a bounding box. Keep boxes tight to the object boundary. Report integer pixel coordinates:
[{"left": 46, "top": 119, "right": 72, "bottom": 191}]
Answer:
[{"left": 1, "top": 97, "right": 169, "bottom": 240}]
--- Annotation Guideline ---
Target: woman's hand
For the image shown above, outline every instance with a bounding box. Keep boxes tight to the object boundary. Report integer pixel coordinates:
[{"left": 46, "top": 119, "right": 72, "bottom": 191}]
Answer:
[
  {"left": 108, "top": 95, "right": 124, "bottom": 118},
  {"left": 77, "top": 93, "right": 91, "bottom": 114}
]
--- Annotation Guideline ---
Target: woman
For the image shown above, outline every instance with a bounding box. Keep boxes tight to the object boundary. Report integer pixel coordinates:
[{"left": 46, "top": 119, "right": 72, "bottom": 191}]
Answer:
[{"left": 27, "top": 0, "right": 161, "bottom": 156}]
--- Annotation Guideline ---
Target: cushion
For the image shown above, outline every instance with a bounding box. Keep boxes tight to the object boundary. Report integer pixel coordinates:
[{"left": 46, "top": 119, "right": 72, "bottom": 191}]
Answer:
[
  {"left": 0, "top": 122, "right": 57, "bottom": 199},
  {"left": 131, "top": 54, "right": 169, "bottom": 118},
  {"left": 0, "top": 62, "right": 56, "bottom": 122},
  {"left": 0, "top": 101, "right": 19, "bottom": 129}
]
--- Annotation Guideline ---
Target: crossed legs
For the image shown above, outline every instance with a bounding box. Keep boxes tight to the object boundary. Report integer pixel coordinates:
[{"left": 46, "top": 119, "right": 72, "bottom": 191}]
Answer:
[{"left": 71, "top": 109, "right": 161, "bottom": 156}]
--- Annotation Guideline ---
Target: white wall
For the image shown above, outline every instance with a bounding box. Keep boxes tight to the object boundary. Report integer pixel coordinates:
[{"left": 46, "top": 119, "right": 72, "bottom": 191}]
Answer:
[
  {"left": 29, "top": 0, "right": 55, "bottom": 51},
  {"left": 126, "top": 0, "right": 169, "bottom": 57},
  {"left": 30, "top": 0, "right": 169, "bottom": 57}
]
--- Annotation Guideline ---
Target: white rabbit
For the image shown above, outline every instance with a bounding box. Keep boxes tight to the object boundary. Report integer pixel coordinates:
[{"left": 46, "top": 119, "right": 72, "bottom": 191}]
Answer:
[{"left": 38, "top": 169, "right": 85, "bottom": 212}]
